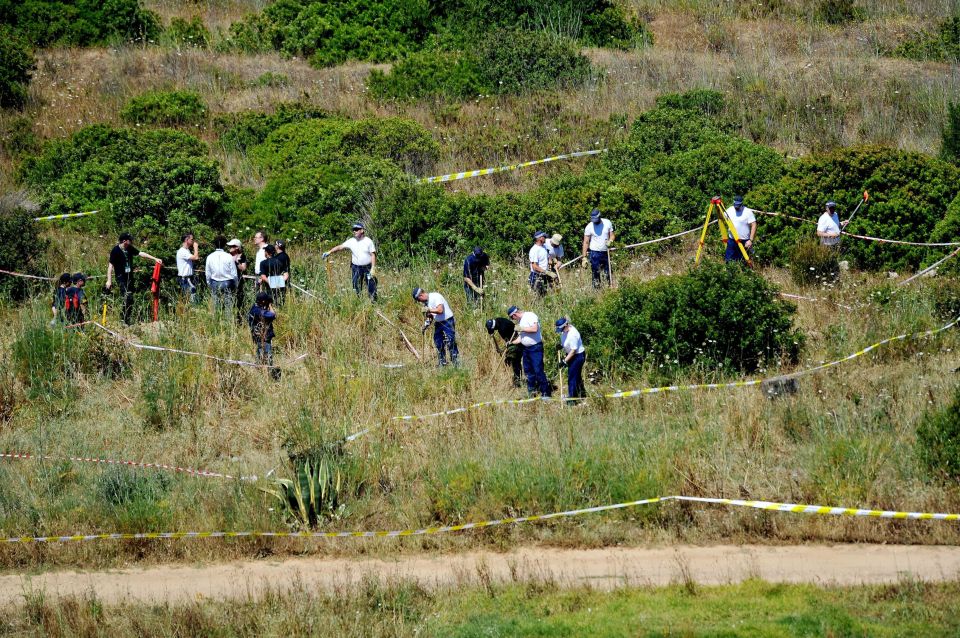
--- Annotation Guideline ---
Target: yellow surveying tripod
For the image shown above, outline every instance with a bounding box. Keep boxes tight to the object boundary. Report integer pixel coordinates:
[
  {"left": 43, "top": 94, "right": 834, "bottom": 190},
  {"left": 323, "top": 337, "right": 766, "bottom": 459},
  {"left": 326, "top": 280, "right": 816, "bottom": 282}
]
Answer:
[{"left": 694, "top": 196, "right": 752, "bottom": 266}]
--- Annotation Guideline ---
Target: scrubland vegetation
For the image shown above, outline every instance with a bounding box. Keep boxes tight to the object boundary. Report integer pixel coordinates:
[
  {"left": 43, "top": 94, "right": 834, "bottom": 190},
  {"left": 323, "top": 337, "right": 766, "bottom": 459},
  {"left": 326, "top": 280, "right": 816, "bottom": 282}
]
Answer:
[{"left": 1, "top": 0, "right": 960, "bottom": 627}]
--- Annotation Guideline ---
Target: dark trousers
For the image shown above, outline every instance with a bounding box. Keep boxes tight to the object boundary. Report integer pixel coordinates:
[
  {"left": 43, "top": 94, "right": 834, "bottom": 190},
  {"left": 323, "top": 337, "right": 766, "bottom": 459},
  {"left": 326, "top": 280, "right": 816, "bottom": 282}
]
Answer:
[
  {"left": 351, "top": 264, "right": 377, "bottom": 300},
  {"left": 589, "top": 250, "right": 610, "bottom": 289},
  {"left": 254, "top": 338, "right": 280, "bottom": 380},
  {"left": 177, "top": 275, "right": 196, "bottom": 303},
  {"left": 528, "top": 271, "right": 547, "bottom": 297},
  {"left": 505, "top": 344, "right": 522, "bottom": 386},
  {"left": 724, "top": 238, "right": 752, "bottom": 262},
  {"left": 210, "top": 279, "right": 236, "bottom": 312},
  {"left": 433, "top": 318, "right": 459, "bottom": 366},
  {"left": 566, "top": 351, "right": 586, "bottom": 400},
  {"left": 117, "top": 276, "right": 134, "bottom": 325},
  {"left": 269, "top": 285, "right": 286, "bottom": 306},
  {"left": 521, "top": 342, "right": 551, "bottom": 397},
  {"left": 464, "top": 283, "right": 481, "bottom": 306}
]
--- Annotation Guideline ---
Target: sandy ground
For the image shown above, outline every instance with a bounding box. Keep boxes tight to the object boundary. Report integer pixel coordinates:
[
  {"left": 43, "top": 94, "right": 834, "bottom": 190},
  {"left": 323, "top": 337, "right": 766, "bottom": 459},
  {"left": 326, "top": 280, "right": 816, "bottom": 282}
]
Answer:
[{"left": 3, "top": 544, "right": 960, "bottom": 604}]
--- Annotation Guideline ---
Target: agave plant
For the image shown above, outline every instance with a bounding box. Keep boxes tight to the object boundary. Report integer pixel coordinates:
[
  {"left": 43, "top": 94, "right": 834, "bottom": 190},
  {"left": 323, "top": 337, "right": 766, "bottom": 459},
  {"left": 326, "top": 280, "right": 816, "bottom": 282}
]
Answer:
[{"left": 261, "top": 456, "right": 343, "bottom": 528}]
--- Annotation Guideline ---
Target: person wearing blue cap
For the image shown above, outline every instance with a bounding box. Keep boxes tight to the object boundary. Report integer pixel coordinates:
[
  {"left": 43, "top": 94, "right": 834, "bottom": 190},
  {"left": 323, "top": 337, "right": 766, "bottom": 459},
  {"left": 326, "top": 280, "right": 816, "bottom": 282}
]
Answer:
[
  {"left": 508, "top": 305, "right": 551, "bottom": 397},
  {"left": 556, "top": 317, "right": 586, "bottom": 403},
  {"left": 323, "top": 221, "right": 377, "bottom": 300},
  {"left": 413, "top": 287, "right": 459, "bottom": 366},
  {"left": 723, "top": 196, "right": 756, "bottom": 263},
  {"left": 529, "top": 231, "right": 555, "bottom": 297},
  {"left": 463, "top": 246, "right": 489, "bottom": 307},
  {"left": 581, "top": 208, "right": 615, "bottom": 289},
  {"left": 817, "top": 201, "right": 845, "bottom": 248}
]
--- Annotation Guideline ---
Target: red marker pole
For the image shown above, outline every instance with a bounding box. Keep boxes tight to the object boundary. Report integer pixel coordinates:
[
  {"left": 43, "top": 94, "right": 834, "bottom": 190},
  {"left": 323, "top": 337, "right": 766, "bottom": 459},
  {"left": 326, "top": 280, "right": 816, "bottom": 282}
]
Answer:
[{"left": 150, "top": 261, "right": 162, "bottom": 322}]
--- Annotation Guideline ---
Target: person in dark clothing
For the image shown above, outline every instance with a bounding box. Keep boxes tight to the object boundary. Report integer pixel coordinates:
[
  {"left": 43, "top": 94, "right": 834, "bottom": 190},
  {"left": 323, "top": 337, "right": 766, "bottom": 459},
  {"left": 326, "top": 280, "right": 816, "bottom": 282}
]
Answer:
[
  {"left": 258, "top": 244, "right": 286, "bottom": 305},
  {"left": 51, "top": 273, "right": 71, "bottom": 324},
  {"left": 486, "top": 317, "right": 522, "bottom": 387},
  {"left": 462, "top": 247, "right": 489, "bottom": 307},
  {"left": 105, "top": 232, "right": 162, "bottom": 325},
  {"left": 64, "top": 273, "right": 88, "bottom": 325},
  {"left": 273, "top": 239, "right": 291, "bottom": 304},
  {"left": 228, "top": 239, "right": 247, "bottom": 324},
  {"left": 247, "top": 291, "right": 279, "bottom": 380}
]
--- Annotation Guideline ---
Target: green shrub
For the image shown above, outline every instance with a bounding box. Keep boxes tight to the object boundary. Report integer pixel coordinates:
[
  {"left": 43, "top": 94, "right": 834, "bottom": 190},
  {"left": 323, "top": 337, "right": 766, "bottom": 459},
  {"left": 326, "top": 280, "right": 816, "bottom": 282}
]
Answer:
[
  {"left": 929, "top": 276, "right": 960, "bottom": 321},
  {"left": 120, "top": 90, "right": 208, "bottom": 126},
  {"left": 163, "top": 16, "right": 209, "bottom": 49},
  {"left": 748, "top": 146, "right": 960, "bottom": 272},
  {"left": 262, "top": 454, "right": 345, "bottom": 529},
  {"left": 789, "top": 239, "right": 840, "bottom": 287},
  {"left": 0, "top": 116, "right": 40, "bottom": 157},
  {"left": 96, "top": 466, "right": 170, "bottom": 507},
  {"left": 1, "top": 0, "right": 160, "bottom": 47},
  {"left": 916, "top": 386, "right": 960, "bottom": 481},
  {"left": 572, "top": 261, "right": 803, "bottom": 377},
  {"left": 654, "top": 89, "right": 726, "bottom": 117},
  {"left": 892, "top": 17, "right": 960, "bottom": 63},
  {"left": 214, "top": 102, "right": 331, "bottom": 152},
  {"left": 0, "top": 201, "right": 49, "bottom": 300},
  {"left": 815, "top": 0, "right": 864, "bottom": 24},
  {"left": 0, "top": 26, "right": 35, "bottom": 110},
  {"left": 139, "top": 357, "right": 203, "bottom": 430},
  {"left": 942, "top": 102, "right": 960, "bottom": 165},
  {"left": 475, "top": 29, "right": 591, "bottom": 95},
  {"left": 368, "top": 49, "right": 486, "bottom": 101},
  {"left": 11, "top": 327, "right": 117, "bottom": 400},
  {"left": 253, "top": 71, "right": 289, "bottom": 88}
]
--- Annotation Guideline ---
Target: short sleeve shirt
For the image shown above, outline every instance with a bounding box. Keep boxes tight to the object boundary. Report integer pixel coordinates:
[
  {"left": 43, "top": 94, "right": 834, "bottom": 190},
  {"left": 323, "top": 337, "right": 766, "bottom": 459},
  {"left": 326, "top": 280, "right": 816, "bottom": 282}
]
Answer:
[
  {"left": 176, "top": 246, "right": 195, "bottom": 277},
  {"left": 463, "top": 253, "right": 488, "bottom": 282},
  {"left": 561, "top": 326, "right": 585, "bottom": 355},
  {"left": 529, "top": 244, "right": 549, "bottom": 272},
  {"left": 109, "top": 245, "right": 139, "bottom": 278},
  {"left": 427, "top": 292, "right": 453, "bottom": 322},
  {"left": 723, "top": 206, "right": 756, "bottom": 241},
  {"left": 547, "top": 243, "right": 564, "bottom": 261},
  {"left": 274, "top": 251, "right": 290, "bottom": 275},
  {"left": 342, "top": 237, "right": 376, "bottom": 266},
  {"left": 584, "top": 219, "right": 614, "bottom": 251},
  {"left": 817, "top": 212, "right": 841, "bottom": 246},
  {"left": 489, "top": 317, "right": 515, "bottom": 341},
  {"left": 517, "top": 311, "right": 542, "bottom": 347}
]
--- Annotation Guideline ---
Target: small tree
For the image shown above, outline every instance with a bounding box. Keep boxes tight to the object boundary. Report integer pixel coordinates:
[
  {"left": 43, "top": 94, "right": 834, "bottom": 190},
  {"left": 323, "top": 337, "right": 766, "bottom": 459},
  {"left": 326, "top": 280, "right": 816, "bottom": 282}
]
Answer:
[
  {"left": 0, "top": 26, "right": 35, "bottom": 110},
  {"left": 942, "top": 102, "right": 960, "bottom": 165}
]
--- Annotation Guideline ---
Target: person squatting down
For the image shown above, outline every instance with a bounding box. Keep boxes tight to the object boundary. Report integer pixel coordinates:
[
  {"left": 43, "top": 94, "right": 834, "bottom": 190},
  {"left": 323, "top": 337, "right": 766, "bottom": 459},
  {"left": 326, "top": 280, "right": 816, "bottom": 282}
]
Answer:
[
  {"left": 413, "top": 287, "right": 459, "bottom": 367},
  {"left": 324, "top": 221, "right": 377, "bottom": 301},
  {"left": 105, "top": 232, "right": 163, "bottom": 325},
  {"left": 817, "top": 201, "right": 845, "bottom": 248},
  {"left": 463, "top": 246, "right": 489, "bottom": 307},
  {"left": 582, "top": 208, "right": 614, "bottom": 289},
  {"left": 486, "top": 317, "right": 522, "bottom": 387},
  {"left": 528, "top": 231, "right": 556, "bottom": 297},
  {"left": 555, "top": 316, "right": 586, "bottom": 404},
  {"left": 723, "top": 196, "right": 757, "bottom": 263},
  {"left": 176, "top": 233, "right": 200, "bottom": 302},
  {"left": 206, "top": 235, "right": 239, "bottom": 313},
  {"left": 65, "top": 273, "right": 88, "bottom": 325},
  {"left": 247, "top": 291, "right": 280, "bottom": 381},
  {"left": 508, "top": 305, "right": 551, "bottom": 397}
]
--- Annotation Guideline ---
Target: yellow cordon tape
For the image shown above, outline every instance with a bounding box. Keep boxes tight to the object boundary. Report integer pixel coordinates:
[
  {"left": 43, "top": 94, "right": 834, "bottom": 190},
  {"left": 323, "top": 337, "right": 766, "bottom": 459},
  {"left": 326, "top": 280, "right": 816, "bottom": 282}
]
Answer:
[
  {"left": 3, "top": 495, "right": 957, "bottom": 544},
  {"left": 33, "top": 210, "right": 100, "bottom": 222},
  {"left": 417, "top": 149, "right": 606, "bottom": 184},
  {"left": 344, "top": 316, "right": 959, "bottom": 441}
]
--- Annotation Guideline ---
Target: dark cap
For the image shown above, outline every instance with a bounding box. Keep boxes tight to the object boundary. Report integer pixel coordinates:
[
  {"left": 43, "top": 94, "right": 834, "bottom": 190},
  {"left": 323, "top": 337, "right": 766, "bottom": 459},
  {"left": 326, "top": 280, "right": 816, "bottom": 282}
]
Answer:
[
  {"left": 256, "top": 292, "right": 272, "bottom": 306},
  {"left": 733, "top": 196, "right": 744, "bottom": 206},
  {"left": 118, "top": 232, "right": 133, "bottom": 242},
  {"left": 534, "top": 230, "right": 547, "bottom": 239},
  {"left": 473, "top": 246, "right": 484, "bottom": 256},
  {"left": 826, "top": 201, "right": 837, "bottom": 209},
  {"left": 275, "top": 239, "right": 286, "bottom": 249},
  {"left": 507, "top": 305, "right": 520, "bottom": 317},
  {"left": 72, "top": 272, "right": 87, "bottom": 283},
  {"left": 555, "top": 317, "right": 569, "bottom": 333},
  {"left": 485, "top": 319, "right": 495, "bottom": 333},
  {"left": 352, "top": 221, "right": 365, "bottom": 230},
  {"left": 412, "top": 287, "right": 424, "bottom": 300},
  {"left": 590, "top": 208, "right": 601, "bottom": 222}
]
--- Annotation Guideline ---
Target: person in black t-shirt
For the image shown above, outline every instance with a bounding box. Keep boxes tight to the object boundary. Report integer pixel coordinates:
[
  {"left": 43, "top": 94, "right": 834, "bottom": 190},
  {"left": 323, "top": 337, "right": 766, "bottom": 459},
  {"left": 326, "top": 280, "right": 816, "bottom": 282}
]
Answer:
[
  {"left": 273, "top": 240, "right": 290, "bottom": 305},
  {"left": 227, "top": 239, "right": 247, "bottom": 324},
  {"left": 485, "top": 317, "right": 522, "bottom": 387},
  {"left": 462, "top": 247, "right": 489, "bottom": 307},
  {"left": 105, "top": 232, "right": 162, "bottom": 325}
]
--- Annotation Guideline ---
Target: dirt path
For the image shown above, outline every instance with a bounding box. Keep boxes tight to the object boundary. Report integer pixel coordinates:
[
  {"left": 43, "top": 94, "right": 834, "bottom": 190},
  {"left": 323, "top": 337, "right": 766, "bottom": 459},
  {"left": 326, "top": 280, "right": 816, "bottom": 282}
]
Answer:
[{"left": 3, "top": 544, "right": 960, "bottom": 604}]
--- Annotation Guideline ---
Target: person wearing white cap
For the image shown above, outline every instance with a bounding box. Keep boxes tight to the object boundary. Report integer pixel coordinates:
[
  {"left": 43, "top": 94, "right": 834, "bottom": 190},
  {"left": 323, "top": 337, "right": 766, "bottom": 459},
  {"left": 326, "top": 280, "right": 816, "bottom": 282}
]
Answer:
[
  {"left": 529, "top": 230, "right": 555, "bottom": 297},
  {"left": 817, "top": 201, "right": 845, "bottom": 248},
  {"left": 723, "top": 196, "right": 756, "bottom": 263},
  {"left": 323, "top": 221, "right": 377, "bottom": 300},
  {"left": 581, "top": 208, "right": 614, "bottom": 289},
  {"left": 508, "top": 305, "right": 551, "bottom": 397},
  {"left": 413, "top": 287, "right": 459, "bottom": 366},
  {"left": 227, "top": 238, "right": 247, "bottom": 323},
  {"left": 547, "top": 233, "right": 565, "bottom": 265},
  {"left": 555, "top": 316, "right": 586, "bottom": 403}
]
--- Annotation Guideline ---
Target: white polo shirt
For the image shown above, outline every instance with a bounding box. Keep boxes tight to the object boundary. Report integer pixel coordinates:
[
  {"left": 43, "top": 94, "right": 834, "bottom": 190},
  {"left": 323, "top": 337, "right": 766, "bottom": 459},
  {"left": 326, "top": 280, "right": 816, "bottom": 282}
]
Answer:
[
  {"left": 254, "top": 246, "right": 266, "bottom": 275},
  {"left": 427, "top": 292, "right": 453, "bottom": 322},
  {"left": 342, "top": 236, "right": 376, "bottom": 266},
  {"left": 517, "top": 311, "right": 542, "bottom": 347},
  {"left": 175, "top": 246, "right": 195, "bottom": 277},
  {"left": 584, "top": 219, "right": 614, "bottom": 251},
  {"left": 529, "top": 243, "right": 549, "bottom": 272},
  {"left": 817, "top": 212, "right": 841, "bottom": 246},
  {"left": 723, "top": 206, "right": 756, "bottom": 241},
  {"left": 561, "top": 326, "right": 585, "bottom": 355}
]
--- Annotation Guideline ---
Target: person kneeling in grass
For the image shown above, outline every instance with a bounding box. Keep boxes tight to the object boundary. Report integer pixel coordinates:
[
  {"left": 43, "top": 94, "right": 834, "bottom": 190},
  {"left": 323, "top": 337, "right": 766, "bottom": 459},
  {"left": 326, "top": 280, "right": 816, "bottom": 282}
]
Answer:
[{"left": 248, "top": 292, "right": 280, "bottom": 380}]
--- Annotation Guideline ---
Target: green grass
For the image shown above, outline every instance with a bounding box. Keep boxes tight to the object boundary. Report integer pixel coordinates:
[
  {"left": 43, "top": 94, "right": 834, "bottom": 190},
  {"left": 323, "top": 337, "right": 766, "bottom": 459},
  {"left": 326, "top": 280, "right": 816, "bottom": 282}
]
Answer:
[{"left": 6, "top": 578, "right": 960, "bottom": 636}]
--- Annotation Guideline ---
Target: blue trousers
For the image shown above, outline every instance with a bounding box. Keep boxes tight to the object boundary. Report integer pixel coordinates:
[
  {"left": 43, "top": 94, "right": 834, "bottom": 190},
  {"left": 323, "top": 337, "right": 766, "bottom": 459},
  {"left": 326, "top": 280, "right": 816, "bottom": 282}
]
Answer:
[
  {"left": 209, "top": 279, "right": 236, "bottom": 312},
  {"left": 521, "top": 342, "right": 551, "bottom": 397},
  {"left": 566, "top": 351, "right": 586, "bottom": 400},
  {"left": 433, "top": 318, "right": 459, "bottom": 366},
  {"left": 464, "top": 283, "right": 481, "bottom": 306},
  {"left": 725, "top": 238, "right": 749, "bottom": 262},
  {"left": 589, "top": 250, "right": 610, "bottom": 288},
  {"left": 351, "top": 264, "right": 377, "bottom": 300},
  {"left": 178, "top": 275, "right": 197, "bottom": 303}
]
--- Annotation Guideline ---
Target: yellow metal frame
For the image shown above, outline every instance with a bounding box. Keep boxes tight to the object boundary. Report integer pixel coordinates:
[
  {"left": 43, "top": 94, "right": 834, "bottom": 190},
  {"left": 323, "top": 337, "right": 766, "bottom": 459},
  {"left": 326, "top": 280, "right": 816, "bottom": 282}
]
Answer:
[{"left": 694, "top": 196, "right": 752, "bottom": 266}]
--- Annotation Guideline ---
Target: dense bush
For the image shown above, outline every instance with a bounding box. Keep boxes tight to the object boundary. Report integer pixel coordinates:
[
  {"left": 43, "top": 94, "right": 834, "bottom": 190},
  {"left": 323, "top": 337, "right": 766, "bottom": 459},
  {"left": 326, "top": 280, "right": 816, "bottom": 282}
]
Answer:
[
  {"left": 162, "top": 16, "right": 209, "bottom": 49},
  {"left": 0, "top": 0, "right": 160, "bottom": 47},
  {"left": 120, "top": 90, "right": 208, "bottom": 126},
  {"left": 892, "top": 17, "right": 960, "bottom": 63},
  {"left": 0, "top": 201, "right": 48, "bottom": 300},
  {"left": 571, "top": 260, "right": 803, "bottom": 377},
  {"left": 916, "top": 386, "right": 960, "bottom": 481},
  {"left": 789, "top": 239, "right": 840, "bottom": 287},
  {"left": 0, "top": 116, "right": 40, "bottom": 158},
  {"left": 474, "top": 29, "right": 591, "bottom": 95},
  {"left": 748, "top": 146, "right": 960, "bottom": 271},
  {"left": 0, "top": 26, "right": 34, "bottom": 110},
  {"left": 368, "top": 49, "right": 486, "bottom": 101},
  {"left": 815, "top": 0, "right": 864, "bottom": 24},
  {"left": 214, "top": 102, "right": 331, "bottom": 152},
  {"left": 943, "top": 102, "right": 960, "bottom": 165}
]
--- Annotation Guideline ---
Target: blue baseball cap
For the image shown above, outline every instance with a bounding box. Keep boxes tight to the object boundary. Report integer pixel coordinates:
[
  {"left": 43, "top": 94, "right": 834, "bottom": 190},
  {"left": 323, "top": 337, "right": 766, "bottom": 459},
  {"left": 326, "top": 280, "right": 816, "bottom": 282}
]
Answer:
[
  {"left": 412, "top": 287, "right": 424, "bottom": 300},
  {"left": 590, "top": 208, "right": 601, "bottom": 222},
  {"left": 473, "top": 246, "right": 484, "bottom": 256},
  {"left": 534, "top": 230, "right": 546, "bottom": 239},
  {"left": 507, "top": 305, "right": 520, "bottom": 317},
  {"left": 733, "top": 196, "right": 744, "bottom": 206},
  {"left": 826, "top": 201, "right": 837, "bottom": 209},
  {"left": 352, "top": 221, "right": 365, "bottom": 230},
  {"left": 554, "top": 317, "right": 569, "bottom": 333}
]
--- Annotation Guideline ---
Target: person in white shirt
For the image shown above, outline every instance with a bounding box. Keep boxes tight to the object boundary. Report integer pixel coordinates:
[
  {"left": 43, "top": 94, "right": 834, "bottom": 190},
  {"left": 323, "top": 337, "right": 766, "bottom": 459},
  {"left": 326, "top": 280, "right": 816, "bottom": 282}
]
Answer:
[
  {"left": 547, "top": 233, "right": 565, "bottom": 265},
  {"left": 253, "top": 230, "right": 268, "bottom": 283},
  {"left": 175, "top": 232, "right": 199, "bottom": 303},
  {"left": 323, "top": 221, "right": 378, "bottom": 300},
  {"left": 723, "top": 196, "right": 757, "bottom": 263},
  {"left": 528, "top": 231, "right": 555, "bottom": 297},
  {"left": 555, "top": 317, "right": 586, "bottom": 403},
  {"left": 413, "top": 287, "right": 459, "bottom": 366},
  {"left": 817, "top": 201, "right": 845, "bottom": 247},
  {"left": 581, "top": 208, "right": 615, "bottom": 289},
  {"left": 205, "top": 235, "right": 238, "bottom": 313},
  {"left": 508, "top": 305, "right": 551, "bottom": 397}
]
